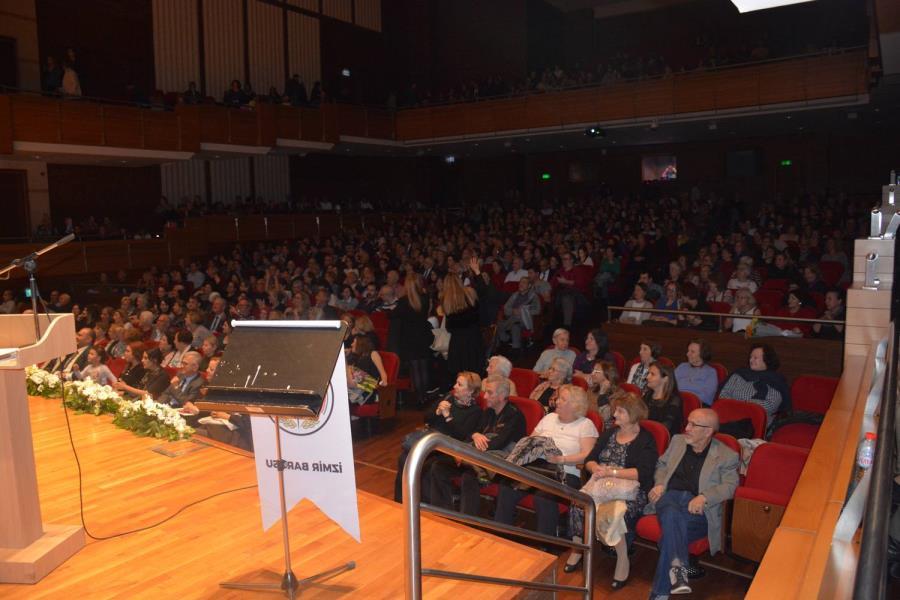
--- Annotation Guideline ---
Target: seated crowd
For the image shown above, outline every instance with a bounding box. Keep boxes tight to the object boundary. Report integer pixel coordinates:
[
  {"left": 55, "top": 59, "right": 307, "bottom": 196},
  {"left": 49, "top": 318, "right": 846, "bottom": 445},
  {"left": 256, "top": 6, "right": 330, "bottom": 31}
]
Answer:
[{"left": 12, "top": 184, "right": 842, "bottom": 596}]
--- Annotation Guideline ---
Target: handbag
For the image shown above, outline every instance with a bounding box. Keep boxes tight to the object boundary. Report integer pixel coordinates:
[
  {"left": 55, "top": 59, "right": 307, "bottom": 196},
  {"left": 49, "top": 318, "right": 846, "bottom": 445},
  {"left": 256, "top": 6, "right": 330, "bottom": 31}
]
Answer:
[
  {"left": 430, "top": 316, "right": 450, "bottom": 358},
  {"left": 581, "top": 475, "right": 639, "bottom": 503}
]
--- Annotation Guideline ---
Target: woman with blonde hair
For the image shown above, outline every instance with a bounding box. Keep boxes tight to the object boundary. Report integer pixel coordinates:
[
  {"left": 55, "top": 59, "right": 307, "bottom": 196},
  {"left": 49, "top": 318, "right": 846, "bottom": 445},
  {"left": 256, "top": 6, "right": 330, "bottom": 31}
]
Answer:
[
  {"left": 393, "top": 371, "right": 483, "bottom": 502},
  {"left": 388, "top": 273, "right": 434, "bottom": 406},
  {"left": 494, "top": 385, "right": 598, "bottom": 538},
  {"left": 440, "top": 271, "right": 483, "bottom": 380}
]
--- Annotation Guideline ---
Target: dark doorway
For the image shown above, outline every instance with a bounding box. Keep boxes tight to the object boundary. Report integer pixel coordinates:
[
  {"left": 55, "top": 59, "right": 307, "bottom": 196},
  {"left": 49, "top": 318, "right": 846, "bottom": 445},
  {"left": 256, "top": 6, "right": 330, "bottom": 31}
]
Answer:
[
  {"left": 0, "top": 170, "right": 30, "bottom": 238},
  {"left": 0, "top": 36, "right": 17, "bottom": 89}
]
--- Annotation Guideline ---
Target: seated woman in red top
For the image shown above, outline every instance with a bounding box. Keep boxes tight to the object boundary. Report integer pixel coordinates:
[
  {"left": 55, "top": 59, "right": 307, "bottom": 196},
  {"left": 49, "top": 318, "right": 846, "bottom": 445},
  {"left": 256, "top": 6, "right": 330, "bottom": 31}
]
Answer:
[{"left": 774, "top": 291, "right": 817, "bottom": 337}]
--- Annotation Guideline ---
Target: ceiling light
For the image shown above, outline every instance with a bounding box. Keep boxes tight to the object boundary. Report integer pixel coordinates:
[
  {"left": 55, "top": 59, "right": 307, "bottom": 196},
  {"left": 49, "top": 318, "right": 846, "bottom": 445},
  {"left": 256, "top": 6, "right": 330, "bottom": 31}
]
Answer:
[
  {"left": 584, "top": 126, "right": 605, "bottom": 138},
  {"left": 730, "top": 0, "right": 815, "bottom": 13}
]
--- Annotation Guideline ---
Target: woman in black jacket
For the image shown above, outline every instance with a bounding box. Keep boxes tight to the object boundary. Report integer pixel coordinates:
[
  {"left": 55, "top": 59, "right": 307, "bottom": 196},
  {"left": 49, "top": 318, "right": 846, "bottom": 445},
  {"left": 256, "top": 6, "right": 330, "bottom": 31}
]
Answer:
[
  {"left": 565, "top": 393, "right": 658, "bottom": 590},
  {"left": 393, "top": 371, "right": 483, "bottom": 502},
  {"left": 643, "top": 361, "right": 684, "bottom": 438},
  {"left": 388, "top": 274, "right": 433, "bottom": 406}
]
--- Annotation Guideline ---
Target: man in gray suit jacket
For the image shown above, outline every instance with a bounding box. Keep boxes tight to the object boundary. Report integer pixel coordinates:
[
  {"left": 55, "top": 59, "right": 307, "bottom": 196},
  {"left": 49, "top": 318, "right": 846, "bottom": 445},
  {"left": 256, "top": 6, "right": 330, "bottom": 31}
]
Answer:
[
  {"left": 158, "top": 351, "right": 205, "bottom": 409},
  {"left": 646, "top": 408, "right": 739, "bottom": 599}
]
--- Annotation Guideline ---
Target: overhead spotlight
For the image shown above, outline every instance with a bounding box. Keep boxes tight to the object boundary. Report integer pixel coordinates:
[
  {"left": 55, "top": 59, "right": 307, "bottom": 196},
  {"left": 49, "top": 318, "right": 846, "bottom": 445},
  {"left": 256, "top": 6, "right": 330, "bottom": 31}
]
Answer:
[
  {"left": 584, "top": 126, "right": 605, "bottom": 138},
  {"left": 708, "top": 121, "right": 718, "bottom": 131},
  {"left": 444, "top": 155, "right": 456, "bottom": 164},
  {"left": 341, "top": 68, "right": 351, "bottom": 77}
]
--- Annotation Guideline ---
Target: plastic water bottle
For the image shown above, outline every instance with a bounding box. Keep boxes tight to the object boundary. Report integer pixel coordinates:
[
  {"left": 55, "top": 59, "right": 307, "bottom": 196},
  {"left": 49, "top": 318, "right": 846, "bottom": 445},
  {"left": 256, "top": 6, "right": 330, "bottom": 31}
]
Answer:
[{"left": 857, "top": 432, "right": 877, "bottom": 470}]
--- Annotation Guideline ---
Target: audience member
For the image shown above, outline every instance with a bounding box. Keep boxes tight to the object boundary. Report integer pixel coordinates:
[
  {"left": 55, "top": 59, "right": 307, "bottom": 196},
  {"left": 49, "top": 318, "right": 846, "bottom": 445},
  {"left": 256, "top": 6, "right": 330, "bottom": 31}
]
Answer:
[
  {"left": 626, "top": 339, "right": 661, "bottom": 393},
  {"left": 643, "top": 362, "right": 683, "bottom": 437},
  {"left": 495, "top": 385, "right": 598, "bottom": 539},
  {"left": 565, "top": 393, "right": 658, "bottom": 586},
  {"left": 647, "top": 408, "right": 739, "bottom": 599},
  {"left": 719, "top": 343, "right": 790, "bottom": 423},
  {"left": 533, "top": 328, "right": 577, "bottom": 375},
  {"left": 674, "top": 340, "right": 718, "bottom": 406},
  {"left": 529, "top": 356, "right": 572, "bottom": 412}
]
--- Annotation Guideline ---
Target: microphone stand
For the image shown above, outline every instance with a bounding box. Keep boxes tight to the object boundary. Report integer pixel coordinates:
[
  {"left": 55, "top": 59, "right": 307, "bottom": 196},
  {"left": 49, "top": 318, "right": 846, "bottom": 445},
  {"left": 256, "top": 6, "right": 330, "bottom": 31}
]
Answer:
[{"left": 0, "top": 234, "right": 75, "bottom": 342}]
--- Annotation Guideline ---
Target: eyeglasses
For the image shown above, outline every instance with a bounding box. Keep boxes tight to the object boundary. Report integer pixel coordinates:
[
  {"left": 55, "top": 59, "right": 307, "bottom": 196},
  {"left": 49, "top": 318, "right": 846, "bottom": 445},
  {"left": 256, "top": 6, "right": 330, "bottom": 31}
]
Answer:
[{"left": 686, "top": 421, "right": 713, "bottom": 429}]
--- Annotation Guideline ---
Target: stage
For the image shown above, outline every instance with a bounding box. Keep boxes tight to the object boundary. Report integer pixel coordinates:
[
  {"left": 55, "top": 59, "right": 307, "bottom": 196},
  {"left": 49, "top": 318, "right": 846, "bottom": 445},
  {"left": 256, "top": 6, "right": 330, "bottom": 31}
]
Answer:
[{"left": 0, "top": 396, "right": 556, "bottom": 599}]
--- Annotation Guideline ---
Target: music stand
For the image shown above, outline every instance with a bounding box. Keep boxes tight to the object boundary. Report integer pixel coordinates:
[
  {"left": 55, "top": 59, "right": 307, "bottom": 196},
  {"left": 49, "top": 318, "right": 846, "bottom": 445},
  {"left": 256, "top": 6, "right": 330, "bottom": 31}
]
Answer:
[{"left": 197, "top": 320, "right": 355, "bottom": 598}]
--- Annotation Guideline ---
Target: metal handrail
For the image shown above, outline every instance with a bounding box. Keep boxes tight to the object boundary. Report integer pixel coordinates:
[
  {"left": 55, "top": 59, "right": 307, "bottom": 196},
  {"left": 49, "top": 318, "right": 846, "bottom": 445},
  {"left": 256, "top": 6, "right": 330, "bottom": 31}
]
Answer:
[
  {"left": 402, "top": 432, "right": 596, "bottom": 599},
  {"left": 606, "top": 304, "right": 845, "bottom": 333}
]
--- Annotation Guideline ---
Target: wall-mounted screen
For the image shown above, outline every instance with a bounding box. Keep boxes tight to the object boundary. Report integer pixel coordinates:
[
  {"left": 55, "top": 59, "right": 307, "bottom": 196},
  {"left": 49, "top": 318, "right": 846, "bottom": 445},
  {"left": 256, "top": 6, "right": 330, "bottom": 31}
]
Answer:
[{"left": 642, "top": 155, "right": 677, "bottom": 182}]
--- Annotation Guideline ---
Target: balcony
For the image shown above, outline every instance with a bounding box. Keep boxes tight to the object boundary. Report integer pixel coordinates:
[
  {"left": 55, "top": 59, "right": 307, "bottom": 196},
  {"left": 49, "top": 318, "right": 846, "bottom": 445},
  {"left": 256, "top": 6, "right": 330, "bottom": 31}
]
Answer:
[{"left": 394, "top": 49, "right": 869, "bottom": 142}]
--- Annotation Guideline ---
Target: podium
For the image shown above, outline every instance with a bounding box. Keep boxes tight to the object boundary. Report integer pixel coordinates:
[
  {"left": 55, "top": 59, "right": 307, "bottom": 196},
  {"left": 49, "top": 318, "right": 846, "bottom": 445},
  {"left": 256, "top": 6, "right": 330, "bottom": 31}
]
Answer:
[{"left": 0, "top": 313, "right": 85, "bottom": 584}]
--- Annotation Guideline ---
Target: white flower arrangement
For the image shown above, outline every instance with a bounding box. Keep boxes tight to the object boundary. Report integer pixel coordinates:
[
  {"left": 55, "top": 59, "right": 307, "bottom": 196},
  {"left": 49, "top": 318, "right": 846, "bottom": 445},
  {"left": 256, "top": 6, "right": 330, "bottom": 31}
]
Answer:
[
  {"left": 114, "top": 395, "right": 194, "bottom": 441},
  {"left": 62, "top": 378, "right": 123, "bottom": 415},
  {"left": 26, "top": 367, "right": 193, "bottom": 441},
  {"left": 25, "top": 365, "right": 63, "bottom": 398}
]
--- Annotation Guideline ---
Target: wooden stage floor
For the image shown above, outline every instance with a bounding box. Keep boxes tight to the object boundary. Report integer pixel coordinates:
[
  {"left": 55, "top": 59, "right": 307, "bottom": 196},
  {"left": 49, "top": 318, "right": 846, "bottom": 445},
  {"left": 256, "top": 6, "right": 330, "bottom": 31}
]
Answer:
[{"left": 0, "top": 397, "right": 556, "bottom": 599}]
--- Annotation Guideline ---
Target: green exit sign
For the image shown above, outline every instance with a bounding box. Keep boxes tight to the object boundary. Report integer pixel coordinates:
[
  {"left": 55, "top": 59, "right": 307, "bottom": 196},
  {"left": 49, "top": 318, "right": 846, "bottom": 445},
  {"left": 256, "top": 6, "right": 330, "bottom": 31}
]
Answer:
[
  {"left": 780, "top": 159, "right": 793, "bottom": 167},
  {"left": 541, "top": 173, "right": 551, "bottom": 180}
]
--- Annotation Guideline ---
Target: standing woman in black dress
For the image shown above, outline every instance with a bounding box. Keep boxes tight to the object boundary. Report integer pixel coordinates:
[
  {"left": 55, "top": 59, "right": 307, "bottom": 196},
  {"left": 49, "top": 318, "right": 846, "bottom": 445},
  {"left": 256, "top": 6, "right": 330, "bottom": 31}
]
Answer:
[
  {"left": 388, "top": 273, "right": 433, "bottom": 407},
  {"left": 440, "top": 270, "right": 484, "bottom": 384}
]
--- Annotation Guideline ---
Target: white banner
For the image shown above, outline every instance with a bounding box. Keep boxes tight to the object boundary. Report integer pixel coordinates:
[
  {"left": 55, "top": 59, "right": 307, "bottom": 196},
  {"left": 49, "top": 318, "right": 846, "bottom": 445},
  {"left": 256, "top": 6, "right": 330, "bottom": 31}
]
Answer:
[{"left": 250, "top": 350, "right": 361, "bottom": 542}]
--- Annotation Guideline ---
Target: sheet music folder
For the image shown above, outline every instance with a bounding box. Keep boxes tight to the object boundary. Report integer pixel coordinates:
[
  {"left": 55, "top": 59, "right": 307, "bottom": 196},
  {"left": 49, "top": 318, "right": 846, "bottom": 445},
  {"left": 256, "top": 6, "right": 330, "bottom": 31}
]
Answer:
[{"left": 198, "top": 320, "right": 348, "bottom": 418}]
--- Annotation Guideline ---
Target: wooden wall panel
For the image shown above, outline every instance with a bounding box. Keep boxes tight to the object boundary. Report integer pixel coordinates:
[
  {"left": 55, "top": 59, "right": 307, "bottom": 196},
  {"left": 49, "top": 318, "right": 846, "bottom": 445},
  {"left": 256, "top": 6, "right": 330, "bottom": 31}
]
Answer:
[
  {"left": 365, "top": 108, "right": 393, "bottom": 139},
  {"left": 714, "top": 68, "right": 760, "bottom": 110},
  {"left": 464, "top": 102, "right": 496, "bottom": 135},
  {"left": 287, "top": 11, "right": 321, "bottom": 87},
  {"left": 10, "top": 96, "right": 59, "bottom": 143},
  {"left": 299, "top": 107, "right": 323, "bottom": 141},
  {"left": 229, "top": 110, "right": 259, "bottom": 145},
  {"left": 594, "top": 85, "right": 636, "bottom": 121},
  {"left": 758, "top": 61, "right": 807, "bottom": 105},
  {"left": 208, "top": 157, "right": 250, "bottom": 205},
  {"left": 247, "top": 0, "right": 284, "bottom": 94},
  {"left": 203, "top": 0, "right": 245, "bottom": 101},
  {"left": 525, "top": 95, "right": 562, "bottom": 129},
  {"left": 59, "top": 103, "right": 104, "bottom": 146},
  {"left": 287, "top": 0, "right": 318, "bottom": 12},
  {"left": 673, "top": 72, "right": 718, "bottom": 114},
  {"left": 555, "top": 89, "right": 600, "bottom": 125},
  {"left": 275, "top": 105, "right": 301, "bottom": 139},
  {"left": 198, "top": 105, "right": 230, "bottom": 143},
  {"left": 142, "top": 111, "right": 181, "bottom": 151},
  {"left": 632, "top": 78, "right": 674, "bottom": 118},
  {"left": 252, "top": 154, "right": 290, "bottom": 204},
  {"left": 152, "top": 0, "right": 201, "bottom": 93},
  {"left": 102, "top": 106, "right": 144, "bottom": 148},
  {"left": 322, "top": 0, "right": 352, "bottom": 23},
  {"left": 337, "top": 104, "right": 367, "bottom": 137},
  {"left": 354, "top": 0, "right": 382, "bottom": 32},
  {"left": 160, "top": 160, "right": 205, "bottom": 204}
]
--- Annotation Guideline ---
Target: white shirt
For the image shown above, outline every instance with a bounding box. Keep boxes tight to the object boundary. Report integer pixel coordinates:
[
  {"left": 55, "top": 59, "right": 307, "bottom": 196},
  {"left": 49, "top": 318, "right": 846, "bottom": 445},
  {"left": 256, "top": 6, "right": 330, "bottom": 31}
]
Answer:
[{"left": 532, "top": 413, "right": 599, "bottom": 476}]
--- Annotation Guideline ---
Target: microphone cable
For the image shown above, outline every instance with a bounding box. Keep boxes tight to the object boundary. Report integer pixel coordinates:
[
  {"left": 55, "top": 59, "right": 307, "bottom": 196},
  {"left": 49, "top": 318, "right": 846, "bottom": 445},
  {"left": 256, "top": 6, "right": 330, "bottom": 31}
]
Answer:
[{"left": 60, "top": 401, "right": 255, "bottom": 541}]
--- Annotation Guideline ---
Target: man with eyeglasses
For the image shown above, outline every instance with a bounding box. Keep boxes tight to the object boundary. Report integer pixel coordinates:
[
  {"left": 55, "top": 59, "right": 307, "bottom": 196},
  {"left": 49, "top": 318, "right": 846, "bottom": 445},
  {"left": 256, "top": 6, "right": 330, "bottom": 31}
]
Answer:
[{"left": 646, "top": 408, "right": 739, "bottom": 599}]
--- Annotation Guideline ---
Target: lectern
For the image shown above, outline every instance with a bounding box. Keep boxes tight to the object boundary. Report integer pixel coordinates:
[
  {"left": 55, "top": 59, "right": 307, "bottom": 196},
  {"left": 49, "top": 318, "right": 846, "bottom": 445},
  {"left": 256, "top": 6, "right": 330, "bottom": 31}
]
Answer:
[{"left": 0, "top": 313, "right": 85, "bottom": 584}]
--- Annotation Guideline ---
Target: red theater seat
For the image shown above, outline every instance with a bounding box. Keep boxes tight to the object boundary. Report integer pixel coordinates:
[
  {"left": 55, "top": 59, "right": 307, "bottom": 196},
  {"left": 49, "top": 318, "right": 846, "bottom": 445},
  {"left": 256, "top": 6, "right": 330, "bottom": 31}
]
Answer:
[
  {"left": 508, "top": 396, "right": 544, "bottom": 435},
  {"left": 509, "top": 368, "right": 540, "bottom": 397},
  {"left": 713, "top": 398, "right": 767, "bottom": 439}
]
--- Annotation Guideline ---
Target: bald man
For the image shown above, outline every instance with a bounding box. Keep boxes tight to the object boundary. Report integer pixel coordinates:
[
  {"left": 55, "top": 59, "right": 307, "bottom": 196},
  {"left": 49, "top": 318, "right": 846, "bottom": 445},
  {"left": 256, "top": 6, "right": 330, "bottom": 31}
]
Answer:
[{"left": 647, "top": 409, "right": 739, "bottom": 599}]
